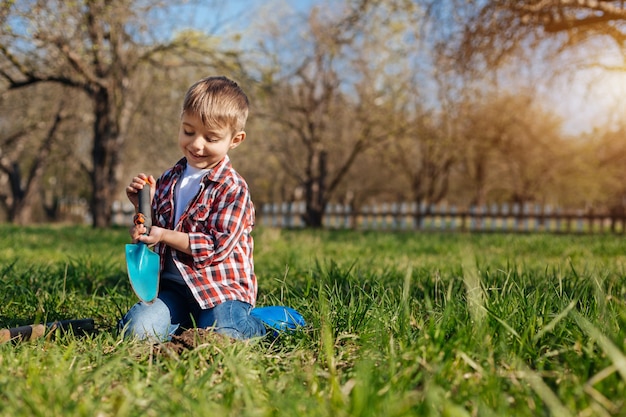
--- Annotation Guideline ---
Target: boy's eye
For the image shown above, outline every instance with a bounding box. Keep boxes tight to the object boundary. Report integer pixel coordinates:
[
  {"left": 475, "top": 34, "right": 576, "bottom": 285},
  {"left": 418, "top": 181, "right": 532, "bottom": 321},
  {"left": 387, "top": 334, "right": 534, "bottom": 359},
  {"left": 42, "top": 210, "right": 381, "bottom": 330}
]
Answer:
[{"left": 184, "top": 130, "right": 194, "bottom": 136}]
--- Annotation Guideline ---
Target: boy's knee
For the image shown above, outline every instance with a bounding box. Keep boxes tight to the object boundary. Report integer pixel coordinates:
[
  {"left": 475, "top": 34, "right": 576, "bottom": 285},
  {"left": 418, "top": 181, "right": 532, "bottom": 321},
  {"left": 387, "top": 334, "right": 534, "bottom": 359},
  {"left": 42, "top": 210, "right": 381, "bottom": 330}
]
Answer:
[
  {"left": 119, "top": 300, "right": 177, "bottom": 341},
  {"left": 205, "top": 301, "right": 266, "bottom": 340}
]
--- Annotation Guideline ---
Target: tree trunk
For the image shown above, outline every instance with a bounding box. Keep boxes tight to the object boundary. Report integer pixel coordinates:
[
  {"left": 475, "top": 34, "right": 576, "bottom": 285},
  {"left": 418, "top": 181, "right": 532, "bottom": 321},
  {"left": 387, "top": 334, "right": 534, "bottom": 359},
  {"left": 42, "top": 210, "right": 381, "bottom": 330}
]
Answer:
[
  {"left": 12, "top": 196, "right": 34, "bottom": 225},
  {"left": 7, "top": 162, "right": 25, "bottom": 223},
  {"left": 303, "top": 150, "right": 327, "bottom": 228},
  {"left": 90, "top": 87, "right": 122, "bottom": 228}
]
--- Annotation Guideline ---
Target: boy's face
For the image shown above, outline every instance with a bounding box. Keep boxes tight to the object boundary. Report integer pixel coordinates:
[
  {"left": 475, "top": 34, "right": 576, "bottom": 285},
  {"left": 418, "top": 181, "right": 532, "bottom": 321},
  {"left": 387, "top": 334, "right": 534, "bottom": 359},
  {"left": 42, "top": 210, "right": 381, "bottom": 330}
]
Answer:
[{"left": 178, "top": 112, "right": 245, "bottom": 170}]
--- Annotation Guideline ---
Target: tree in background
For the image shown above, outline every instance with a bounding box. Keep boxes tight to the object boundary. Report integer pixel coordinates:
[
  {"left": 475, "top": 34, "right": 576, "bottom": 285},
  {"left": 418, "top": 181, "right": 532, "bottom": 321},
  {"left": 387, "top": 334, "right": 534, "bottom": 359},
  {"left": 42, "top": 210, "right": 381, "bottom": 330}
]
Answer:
[
  {"left": 493, "top": 95, "right": 565, "bottom": 206},
  {"left": 250, "top": 0, "right": 426, "bottom": 227},
  {"left": 586, "top": 125, "right": 626, "bottom": 211},
  {"left": 387, "top": 106, "right": 456, "bottom": 216},
  {"left": 0, "top": 84, "right": 68, "bottom": 224},
  {"left": 431, "top": 0, "right": 626, "bottom": 132},
  {"left": 422, "top": 1, "right": 626, "bottom": 210},
  {"left": 451, "top": 1, "right": 626, "bottom": 68},
  {"left": 0, "top": 0, "right": 241, "bottom": 227},
  {"left": 452, "top": 92, "right": 566, "bottom": 207}
]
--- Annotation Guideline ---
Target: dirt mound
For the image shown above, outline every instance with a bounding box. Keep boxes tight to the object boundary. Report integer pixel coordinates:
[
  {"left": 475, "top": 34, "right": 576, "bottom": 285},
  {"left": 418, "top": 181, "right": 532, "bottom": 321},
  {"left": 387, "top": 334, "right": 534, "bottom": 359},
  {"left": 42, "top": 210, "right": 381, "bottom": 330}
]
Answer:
[{"left": 155, "top": 328, "right": 230, "bottom": 356}]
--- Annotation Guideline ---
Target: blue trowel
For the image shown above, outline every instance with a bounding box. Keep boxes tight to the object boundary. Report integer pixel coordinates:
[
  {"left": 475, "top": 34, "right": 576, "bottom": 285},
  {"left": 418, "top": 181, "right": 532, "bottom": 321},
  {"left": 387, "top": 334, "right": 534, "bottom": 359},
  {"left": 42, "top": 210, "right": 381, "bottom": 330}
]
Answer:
[{"left": 125, "top": 186, "right": 160, "bottom": 303}]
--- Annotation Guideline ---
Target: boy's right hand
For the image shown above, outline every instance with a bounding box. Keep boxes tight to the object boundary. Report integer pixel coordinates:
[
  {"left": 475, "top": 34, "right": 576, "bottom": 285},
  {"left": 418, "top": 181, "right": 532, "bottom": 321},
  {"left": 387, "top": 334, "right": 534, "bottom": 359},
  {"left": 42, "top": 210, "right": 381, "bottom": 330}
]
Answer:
[
  {"left": 129, "top": 222, "right": 148, "bottom": 244},
  {"left": 126, "top": 173, "right": 156, "bottom": 211}
]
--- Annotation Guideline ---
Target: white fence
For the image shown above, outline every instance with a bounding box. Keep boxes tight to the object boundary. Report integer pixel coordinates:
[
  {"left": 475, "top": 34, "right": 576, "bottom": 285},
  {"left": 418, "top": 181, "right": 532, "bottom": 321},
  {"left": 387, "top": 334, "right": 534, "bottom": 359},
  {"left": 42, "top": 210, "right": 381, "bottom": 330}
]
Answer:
[
  {"left": 259, "top": 202, "right": 626, "bottom": 233},
  {"left": 110, "top": 200, "right": 626, "bottom": 233}
]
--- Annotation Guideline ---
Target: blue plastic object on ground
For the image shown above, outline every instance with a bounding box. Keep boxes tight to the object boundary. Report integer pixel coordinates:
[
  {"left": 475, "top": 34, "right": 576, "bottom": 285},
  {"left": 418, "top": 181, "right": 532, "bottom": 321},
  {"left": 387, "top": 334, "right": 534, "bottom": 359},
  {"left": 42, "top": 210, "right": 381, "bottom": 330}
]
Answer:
[{"left": 250, "top": 306, "right": 306, "bottom": 332}]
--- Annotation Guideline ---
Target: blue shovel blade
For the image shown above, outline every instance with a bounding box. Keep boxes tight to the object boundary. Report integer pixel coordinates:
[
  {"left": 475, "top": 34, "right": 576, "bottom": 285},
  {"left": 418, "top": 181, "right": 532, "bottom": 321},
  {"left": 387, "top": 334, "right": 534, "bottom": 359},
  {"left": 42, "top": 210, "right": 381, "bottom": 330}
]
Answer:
[
  {"left": 250, "top": 306, "right": 306, "bottom": 332},
  {"left": 125, "top": 242, "right": 160, "bottom": 303}
]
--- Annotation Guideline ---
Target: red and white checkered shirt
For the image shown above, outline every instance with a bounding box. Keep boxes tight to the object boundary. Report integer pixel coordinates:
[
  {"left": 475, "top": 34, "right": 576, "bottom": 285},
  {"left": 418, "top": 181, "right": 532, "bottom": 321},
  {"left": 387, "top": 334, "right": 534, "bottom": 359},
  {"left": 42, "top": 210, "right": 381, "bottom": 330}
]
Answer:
[{"left": 152, "top": 155, "right": 257, "bottom": 309}]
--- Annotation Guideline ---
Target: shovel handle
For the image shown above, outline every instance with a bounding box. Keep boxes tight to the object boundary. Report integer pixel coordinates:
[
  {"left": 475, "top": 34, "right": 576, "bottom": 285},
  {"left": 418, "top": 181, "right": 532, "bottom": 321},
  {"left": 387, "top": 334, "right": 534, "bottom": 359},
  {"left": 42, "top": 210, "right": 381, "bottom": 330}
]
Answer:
[
  {"left": 138, "top": 186, "right": 152, "bottom": 231},
  {"left": 0, "top": 319, "right": 95, "bottom": 344}
]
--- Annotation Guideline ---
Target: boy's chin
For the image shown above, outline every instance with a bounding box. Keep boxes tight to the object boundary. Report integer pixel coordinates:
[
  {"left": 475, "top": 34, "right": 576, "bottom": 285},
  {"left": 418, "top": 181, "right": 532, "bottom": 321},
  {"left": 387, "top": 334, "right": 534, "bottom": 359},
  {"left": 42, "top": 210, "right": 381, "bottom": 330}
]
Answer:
[{"left": 186, "top": 158, "right": 217, "bottom": 170}]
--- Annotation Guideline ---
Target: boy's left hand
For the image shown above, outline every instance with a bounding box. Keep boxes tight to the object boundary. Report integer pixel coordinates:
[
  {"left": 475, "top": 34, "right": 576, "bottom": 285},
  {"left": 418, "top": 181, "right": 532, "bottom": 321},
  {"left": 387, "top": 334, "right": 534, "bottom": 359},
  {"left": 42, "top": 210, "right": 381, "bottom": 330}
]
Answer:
[{"left": 126, "top": 174, "right": 156, "bottom": 210}]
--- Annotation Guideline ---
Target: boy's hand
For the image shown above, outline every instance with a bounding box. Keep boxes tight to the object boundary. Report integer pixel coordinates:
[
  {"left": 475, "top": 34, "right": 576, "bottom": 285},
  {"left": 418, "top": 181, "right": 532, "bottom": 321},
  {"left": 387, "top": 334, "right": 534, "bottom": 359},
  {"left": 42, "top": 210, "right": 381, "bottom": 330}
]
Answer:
[
  {"left": 130, "top": 224, "right": 191, "bottom": 255},
  {"left": 130, "top": 224, "right": 165, "bottom": 245},
  {"left": 129, "top": 223, "right": 147, "bottom": 243},
  {"left": 126, "top": 173, "right": 156, "bottom": 211}
]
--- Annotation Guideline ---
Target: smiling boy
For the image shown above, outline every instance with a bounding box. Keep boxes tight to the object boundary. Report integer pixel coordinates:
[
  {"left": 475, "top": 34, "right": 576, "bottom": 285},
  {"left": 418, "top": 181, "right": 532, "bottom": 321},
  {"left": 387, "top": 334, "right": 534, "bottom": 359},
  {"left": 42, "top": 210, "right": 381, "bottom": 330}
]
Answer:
[{"left": 120, "top": 76, "right": 266, "bottom": 341}]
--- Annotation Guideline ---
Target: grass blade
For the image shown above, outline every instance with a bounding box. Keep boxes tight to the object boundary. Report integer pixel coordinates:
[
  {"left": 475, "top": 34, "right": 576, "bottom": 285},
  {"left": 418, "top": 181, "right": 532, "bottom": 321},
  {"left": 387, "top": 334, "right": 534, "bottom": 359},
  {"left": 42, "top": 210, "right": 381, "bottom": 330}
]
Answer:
[
  {"left": 532, "top": 300, "right": 577, "bottom": 343},
  {"left": 511, "top": 360, "right": 573, "bottom": 417},
  {"left": 572, "top": 311, "right": 626, "bottom": 381}
]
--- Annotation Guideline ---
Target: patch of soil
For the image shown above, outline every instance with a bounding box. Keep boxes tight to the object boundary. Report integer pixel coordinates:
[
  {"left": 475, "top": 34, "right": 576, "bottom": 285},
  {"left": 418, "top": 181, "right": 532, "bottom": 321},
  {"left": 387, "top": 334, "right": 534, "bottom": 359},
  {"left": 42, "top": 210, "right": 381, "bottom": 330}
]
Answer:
[{"left": 155, "top": 328, "right": 230, "bottom": 356}]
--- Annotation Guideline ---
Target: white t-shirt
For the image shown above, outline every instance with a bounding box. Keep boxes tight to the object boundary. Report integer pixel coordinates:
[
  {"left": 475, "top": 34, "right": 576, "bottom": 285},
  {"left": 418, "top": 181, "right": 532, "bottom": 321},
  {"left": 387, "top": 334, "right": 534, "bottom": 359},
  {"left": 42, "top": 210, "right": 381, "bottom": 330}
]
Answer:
[{"left": 174, "top": 164, "right": 209, "bottom": 226}]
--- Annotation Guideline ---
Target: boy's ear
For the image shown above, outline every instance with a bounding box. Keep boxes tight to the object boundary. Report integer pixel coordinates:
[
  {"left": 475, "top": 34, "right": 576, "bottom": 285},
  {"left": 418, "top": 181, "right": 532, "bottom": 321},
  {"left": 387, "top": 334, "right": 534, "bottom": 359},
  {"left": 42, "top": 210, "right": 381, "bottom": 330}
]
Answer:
[{"left": 229, "top": 131, "right": 246, "bottom": 149}]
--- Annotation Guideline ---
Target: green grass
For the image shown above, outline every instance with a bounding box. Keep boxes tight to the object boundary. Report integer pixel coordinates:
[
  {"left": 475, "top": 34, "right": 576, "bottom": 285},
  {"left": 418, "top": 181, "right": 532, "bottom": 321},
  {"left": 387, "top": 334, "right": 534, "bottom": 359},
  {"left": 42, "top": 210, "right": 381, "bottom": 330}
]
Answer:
[{"left": 1, "top": 225, "right": 626, "bottom": 416}]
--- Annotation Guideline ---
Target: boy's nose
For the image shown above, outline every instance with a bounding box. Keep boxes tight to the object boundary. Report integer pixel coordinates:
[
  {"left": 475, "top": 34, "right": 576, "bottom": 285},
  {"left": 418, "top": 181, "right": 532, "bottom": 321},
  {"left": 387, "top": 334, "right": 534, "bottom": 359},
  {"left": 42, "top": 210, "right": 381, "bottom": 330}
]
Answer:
[{"left": 190, "top": 136, "right": 205, "bottom": 149}]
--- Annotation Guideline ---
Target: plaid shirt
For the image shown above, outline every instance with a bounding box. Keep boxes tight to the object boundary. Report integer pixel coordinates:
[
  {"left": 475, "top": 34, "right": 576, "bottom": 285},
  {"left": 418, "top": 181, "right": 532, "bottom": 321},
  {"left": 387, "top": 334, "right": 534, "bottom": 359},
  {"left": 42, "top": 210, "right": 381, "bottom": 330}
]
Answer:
[{"left": 152, "top": 155, "right": 257, "bottom": 309}]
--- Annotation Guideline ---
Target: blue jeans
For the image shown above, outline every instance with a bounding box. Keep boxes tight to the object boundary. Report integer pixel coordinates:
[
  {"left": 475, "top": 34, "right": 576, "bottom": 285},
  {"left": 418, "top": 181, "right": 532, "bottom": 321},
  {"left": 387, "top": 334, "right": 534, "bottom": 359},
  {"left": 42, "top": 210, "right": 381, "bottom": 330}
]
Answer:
[{"left": 119, "top": 280, "right": 266, "bottom": 341}]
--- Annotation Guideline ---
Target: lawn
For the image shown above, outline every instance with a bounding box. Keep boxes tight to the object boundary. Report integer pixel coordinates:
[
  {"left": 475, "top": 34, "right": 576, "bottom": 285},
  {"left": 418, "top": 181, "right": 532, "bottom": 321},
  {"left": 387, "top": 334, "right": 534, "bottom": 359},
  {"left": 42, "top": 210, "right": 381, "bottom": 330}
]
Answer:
[{"left": 1, "top": 225, "right": 625, "bottom": 416}]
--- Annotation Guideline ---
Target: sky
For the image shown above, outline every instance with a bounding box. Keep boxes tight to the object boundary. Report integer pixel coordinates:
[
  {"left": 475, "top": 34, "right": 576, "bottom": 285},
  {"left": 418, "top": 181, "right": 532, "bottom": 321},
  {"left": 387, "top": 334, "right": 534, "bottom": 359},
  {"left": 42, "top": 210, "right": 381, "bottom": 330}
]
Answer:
[
  {"left": 183, "top": 0, "right": 316, "bottom": 35},
  {"left": 555, "top": 70, "right": 626, "bottom": 136}
]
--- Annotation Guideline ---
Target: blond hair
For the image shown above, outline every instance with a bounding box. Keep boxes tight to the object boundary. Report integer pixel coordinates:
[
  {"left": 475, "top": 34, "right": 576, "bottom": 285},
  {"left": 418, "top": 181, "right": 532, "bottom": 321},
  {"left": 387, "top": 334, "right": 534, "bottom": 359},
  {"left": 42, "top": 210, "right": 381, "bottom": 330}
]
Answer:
[{"left": 182, "top": 76, "right": 249, "bottom": 133}]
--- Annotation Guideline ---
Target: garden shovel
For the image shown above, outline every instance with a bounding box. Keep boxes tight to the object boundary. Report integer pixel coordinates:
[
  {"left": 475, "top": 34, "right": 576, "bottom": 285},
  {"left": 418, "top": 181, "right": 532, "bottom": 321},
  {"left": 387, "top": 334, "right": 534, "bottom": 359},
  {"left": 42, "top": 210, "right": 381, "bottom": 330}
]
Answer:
[{"left": 125, "top": 186, "right": 160, "bottom": 304}]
